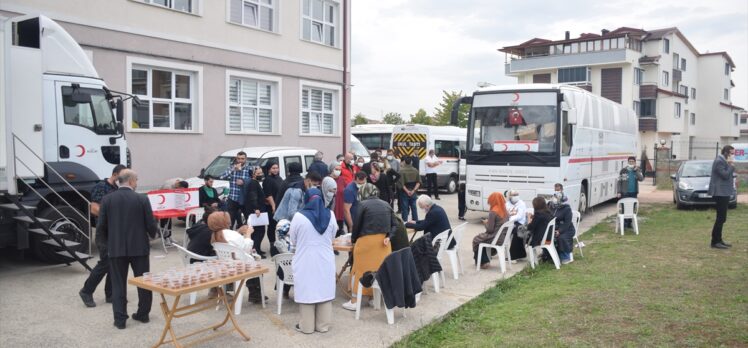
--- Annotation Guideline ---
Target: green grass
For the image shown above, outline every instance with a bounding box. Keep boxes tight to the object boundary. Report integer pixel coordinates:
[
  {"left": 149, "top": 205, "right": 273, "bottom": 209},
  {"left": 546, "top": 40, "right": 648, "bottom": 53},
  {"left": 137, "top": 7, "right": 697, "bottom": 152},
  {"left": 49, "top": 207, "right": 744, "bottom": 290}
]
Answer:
[
  {"left": 394, "top": 204, "right": 748, "bottom": 347},
  {"left": 656, "top": 179, "right": 673, "bottom": 191},
  {"left": 738, "top": 180, "right": 748, "bottom": 194}
]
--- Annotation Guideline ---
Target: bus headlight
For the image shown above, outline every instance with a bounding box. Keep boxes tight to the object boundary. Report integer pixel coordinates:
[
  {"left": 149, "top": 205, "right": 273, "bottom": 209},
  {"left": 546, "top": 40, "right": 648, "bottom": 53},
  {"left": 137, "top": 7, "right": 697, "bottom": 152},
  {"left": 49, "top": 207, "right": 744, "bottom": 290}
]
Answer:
[{"left": 468, "top": 190, "right": 481, "bottom": 197}]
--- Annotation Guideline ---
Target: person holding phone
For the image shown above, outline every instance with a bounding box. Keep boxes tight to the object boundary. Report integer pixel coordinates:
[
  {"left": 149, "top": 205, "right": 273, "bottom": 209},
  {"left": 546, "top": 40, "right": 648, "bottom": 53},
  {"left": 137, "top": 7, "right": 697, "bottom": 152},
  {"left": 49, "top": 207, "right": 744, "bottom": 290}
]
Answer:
[{"left": 220, "top": 151, "right": 252, "bottom": 229}]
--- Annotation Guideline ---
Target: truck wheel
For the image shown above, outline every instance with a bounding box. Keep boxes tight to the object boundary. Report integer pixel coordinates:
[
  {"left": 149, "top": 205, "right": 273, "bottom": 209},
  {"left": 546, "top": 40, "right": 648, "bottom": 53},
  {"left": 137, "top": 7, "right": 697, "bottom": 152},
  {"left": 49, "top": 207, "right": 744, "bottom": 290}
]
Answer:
[
  {"left": 446, "top": 176, "right": 458, "bottom": 194},
  {"left": 31, "top": 206, "right": 90, "bottom": 264}
]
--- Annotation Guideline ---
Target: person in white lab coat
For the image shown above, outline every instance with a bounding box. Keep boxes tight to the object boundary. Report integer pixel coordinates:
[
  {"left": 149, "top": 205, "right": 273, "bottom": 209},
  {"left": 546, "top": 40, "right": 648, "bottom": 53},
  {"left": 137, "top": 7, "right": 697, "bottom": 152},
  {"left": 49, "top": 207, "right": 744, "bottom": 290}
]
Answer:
[
  {"left": 289, "top": 188, "right": 337, "bottom": 334},
  {"left": 505, "top": 189, "right": 528, "bottom": 260}
]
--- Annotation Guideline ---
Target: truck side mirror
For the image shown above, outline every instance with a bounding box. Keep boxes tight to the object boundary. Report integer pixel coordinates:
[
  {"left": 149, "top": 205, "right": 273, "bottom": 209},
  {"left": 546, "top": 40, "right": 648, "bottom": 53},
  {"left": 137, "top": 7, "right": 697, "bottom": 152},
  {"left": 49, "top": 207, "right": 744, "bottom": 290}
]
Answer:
[
  {"left": 567, "top": 108, "right": 578, "bottom": 124},
  {"left": 115, "top": 99, "right": 124, "bottom": 122}
]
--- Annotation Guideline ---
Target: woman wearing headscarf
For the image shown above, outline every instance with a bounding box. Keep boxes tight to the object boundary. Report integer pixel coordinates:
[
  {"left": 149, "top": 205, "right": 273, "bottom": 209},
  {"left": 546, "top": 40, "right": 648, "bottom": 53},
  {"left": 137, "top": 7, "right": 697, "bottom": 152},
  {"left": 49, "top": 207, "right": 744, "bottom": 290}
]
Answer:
[
  {"left": 208, "top": 212, "right": 264, "bottom": 303},
  {"left": 289, "top": 188, "right": 337, "bottom": 334},
  {"left": 550, "top": 184, "right": 575, "bottom": 265},
  {"left": 472, "top": 192, "right": 509, "bottom": 269}
]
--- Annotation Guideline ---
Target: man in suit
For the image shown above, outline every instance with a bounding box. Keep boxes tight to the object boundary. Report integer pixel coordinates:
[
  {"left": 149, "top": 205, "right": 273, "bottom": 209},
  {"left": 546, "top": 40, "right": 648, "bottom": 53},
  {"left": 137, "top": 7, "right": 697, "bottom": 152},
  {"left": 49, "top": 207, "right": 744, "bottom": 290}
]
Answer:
[
  {"left": 405, "top": 195, "right": 454, "bottom": 248},
  {"left": 97, "top": 169, "right": 158, "bottom": 329},
  {"left": 708, "top": 145, "right": 736, "bottom": 250}
]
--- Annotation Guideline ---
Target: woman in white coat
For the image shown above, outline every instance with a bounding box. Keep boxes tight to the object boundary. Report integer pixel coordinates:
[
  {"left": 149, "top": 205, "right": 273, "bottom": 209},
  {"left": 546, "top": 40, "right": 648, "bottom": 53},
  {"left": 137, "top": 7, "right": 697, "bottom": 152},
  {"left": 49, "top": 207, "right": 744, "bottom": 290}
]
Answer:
[{"left": 289, "top": 188, "right": 337, "bottom": 334}]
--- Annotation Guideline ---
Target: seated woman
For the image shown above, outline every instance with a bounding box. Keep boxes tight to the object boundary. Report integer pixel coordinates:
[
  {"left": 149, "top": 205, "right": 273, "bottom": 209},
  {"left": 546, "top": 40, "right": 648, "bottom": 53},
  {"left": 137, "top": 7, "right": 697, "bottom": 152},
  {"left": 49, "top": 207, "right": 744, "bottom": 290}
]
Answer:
[
  {"left": 526, "top": 197, "right": 553, "bottom": 248},
  {"left": 186, "top": 207, "right": 217, "bottom": 261},
  {"left": 550, "top": 190, "right": 575, "bottom": 265},
  {"left": 289, "top": 188, "right": 337, "bottom": 334},
  {"left": 472, "top": 192, "right": 508, "bottom": 269}
]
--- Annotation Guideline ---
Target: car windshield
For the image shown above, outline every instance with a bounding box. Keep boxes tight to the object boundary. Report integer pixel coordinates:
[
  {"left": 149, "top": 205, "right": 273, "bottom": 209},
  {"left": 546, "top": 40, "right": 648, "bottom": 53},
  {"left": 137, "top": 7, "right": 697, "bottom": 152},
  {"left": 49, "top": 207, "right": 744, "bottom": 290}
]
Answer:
[
  {"left": 681, "top": 162, "right": 712, "bottom": 177},
  {"left": 203, "top": 156, "right": 258, "bottom": 178}
]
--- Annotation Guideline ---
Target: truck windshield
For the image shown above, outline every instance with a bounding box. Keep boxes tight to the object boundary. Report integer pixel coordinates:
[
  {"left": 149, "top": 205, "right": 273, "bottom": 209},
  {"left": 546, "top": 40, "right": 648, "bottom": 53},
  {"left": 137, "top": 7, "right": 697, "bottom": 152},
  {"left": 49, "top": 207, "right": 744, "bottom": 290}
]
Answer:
[
  {"left": 61, "top": 86, "right": 118, "bottom": 135},
  {"left": 469, "top": 92, "right": 558, "bottom": 154}
]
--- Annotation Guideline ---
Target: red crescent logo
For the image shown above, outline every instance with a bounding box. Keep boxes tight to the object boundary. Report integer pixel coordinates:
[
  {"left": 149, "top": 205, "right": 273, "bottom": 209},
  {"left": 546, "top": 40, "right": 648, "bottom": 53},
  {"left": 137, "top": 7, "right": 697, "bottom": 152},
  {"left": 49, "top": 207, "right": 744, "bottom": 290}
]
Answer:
[
  {"left": 158, "top": 194, "right": 166, "bottom": 204},
  {"left": 512, "top": 93, "right": 520, "bottom": 102},
  {"left": 185, "top": 192, "right": 191, "bottom": 201},
  {"left": 76, "top": 145, "right": 86, "bottom": 157},
  {"left": 525, "top": 144, "right": 531, "bottom": 151},
  {"left": 502, "top": 144, "right": 509, "bottom": 151}
]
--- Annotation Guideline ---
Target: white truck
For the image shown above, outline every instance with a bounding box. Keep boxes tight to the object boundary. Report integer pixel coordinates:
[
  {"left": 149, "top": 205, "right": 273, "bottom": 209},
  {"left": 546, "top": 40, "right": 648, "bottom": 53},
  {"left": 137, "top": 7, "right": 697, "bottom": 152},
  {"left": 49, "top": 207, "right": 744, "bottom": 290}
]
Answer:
[{"left": 0, "top": 15, "right": 131, "bottom": 267}]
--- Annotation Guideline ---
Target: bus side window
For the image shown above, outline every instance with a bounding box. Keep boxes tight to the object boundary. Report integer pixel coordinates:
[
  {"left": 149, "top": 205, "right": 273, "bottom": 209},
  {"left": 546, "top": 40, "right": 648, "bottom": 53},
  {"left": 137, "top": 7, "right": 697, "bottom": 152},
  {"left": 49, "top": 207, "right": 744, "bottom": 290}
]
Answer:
[{"left": 562, "top": 110, "right": 573, "bottom": 156}]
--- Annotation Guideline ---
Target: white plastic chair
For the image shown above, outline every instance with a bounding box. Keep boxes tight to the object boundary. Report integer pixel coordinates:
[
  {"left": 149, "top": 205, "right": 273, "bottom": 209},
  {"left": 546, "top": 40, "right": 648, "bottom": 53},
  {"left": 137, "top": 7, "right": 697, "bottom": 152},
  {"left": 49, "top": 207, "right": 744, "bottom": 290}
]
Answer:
[
  {"left": 212, "top": 242, "right": 266, "bottom": 314},
  {"left": 476, "top": 220, "right": 515, "bottom": 274},
  {"left": 527, "top": 218, "right": 560, "bottom": 270},
  {"left": 272, "top": 253, "right": 294, "bottom": 315},
  {"left": 615, "top": 198, "right": 639, "bottom": 236},
  {"left": 173, "top": 244, "right": 217, "bottom": 305},
  {"left": 354, "top": 250, "right": 421, "bottom": 325},
  {"left": 571, "top": 210, "right": 584, "bottom": 261},
  {"left": 444, "top": 222, "right": 467, "bottom": 280},
  {"left": 431, "top": 229, "right": 451, "bottom": 287},
  {"left": 184, "top": 207, "right": 205, "bottom": 246}
]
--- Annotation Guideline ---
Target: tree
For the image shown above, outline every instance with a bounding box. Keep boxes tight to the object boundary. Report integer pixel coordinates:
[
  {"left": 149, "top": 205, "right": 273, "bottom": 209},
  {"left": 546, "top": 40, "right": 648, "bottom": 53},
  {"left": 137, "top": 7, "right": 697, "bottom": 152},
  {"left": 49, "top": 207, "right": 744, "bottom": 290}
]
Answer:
[
  {"left": 409, "top": 108, "right": 432, "bottom": 125},
  {"left": 352, "top": 113, "right": 368, "bottom": 126},
  {"left": 382, "top": 112, "right": 405, "bottom": 125},
  {"left": 433, "top": 90, "right": 470, "bottom": 128}
]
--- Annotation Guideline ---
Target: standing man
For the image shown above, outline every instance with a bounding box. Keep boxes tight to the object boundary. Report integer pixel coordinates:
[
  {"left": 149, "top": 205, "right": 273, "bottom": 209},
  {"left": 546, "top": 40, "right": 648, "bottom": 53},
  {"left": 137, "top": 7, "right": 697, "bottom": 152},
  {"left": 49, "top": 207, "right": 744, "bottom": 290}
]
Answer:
[
  {"left": 343, "top": 172, "right": 377, "bottom": 233},
  {"left": 220, "top": 151, "right": 252, "bottom": 229},
  {"left": 339, "top": 152, "right": 356, "bottom": 185},
  {"left": 386, "top": 149, "right": 400, "bottom": 173},
  {"left": 424, "top": 149, "right": 443, "bottom": 200},
  {"left": 617, "top": 156, "right": 645, "bottom": 228},
  {"left": 79, "top": 164, "right": 126, "bottom": 308},
  {"left": 398, "top": 157, "right": 421, "bottom": 221},
  {"left": 708, "top": 145, "right": 735, "bottom": 250},
  {"left": 97, "top": 169, "right": 157, "bottom": 329},
  {"left": 308, "top": 151, "right": 329, "bottom": 178}
]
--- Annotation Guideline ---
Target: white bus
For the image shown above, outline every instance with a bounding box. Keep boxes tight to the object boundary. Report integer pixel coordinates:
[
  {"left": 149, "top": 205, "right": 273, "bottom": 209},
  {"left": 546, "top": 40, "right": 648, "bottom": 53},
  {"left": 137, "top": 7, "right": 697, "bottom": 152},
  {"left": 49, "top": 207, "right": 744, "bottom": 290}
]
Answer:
[
  {"left": 351, "top": 124, "right": 397, "bottom": 152},
  {"left": 391, "top": 125, "right": 466, "bottom": 193},
  {"left": 451, "top": 84, "right": 638, "bottom": 214}
]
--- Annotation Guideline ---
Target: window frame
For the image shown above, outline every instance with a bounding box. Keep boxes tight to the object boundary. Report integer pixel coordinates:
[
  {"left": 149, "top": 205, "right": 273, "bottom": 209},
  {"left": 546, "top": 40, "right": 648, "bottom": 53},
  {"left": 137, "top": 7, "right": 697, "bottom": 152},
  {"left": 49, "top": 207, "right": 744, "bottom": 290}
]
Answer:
[
  {"left": 674, "top": 102, "right": 681, "bottom": 119},
  {"left": 640, "top": 99, "right": 656, "bottom": 117},
  {"left": 724, "top": 88, "right": 729, "bottom": 101},
  {"left": 557, "top": 66, "right": 591, "bottom": 84},
  {"left": 226, "top": 0, "right": 279, "bottom": 34},
  {"left": 663, "top": 38, "right": 670, "bottom": 54},
  {"left": 225, "top": 69, "right": 283, "bottom": 135},
  {"left": 690, "top": 112, "right": 695, "bottom": 126},
  {"left": 662, "top": 71, "right": 669, "bottom": 87},
  {"left": 634, "top": 67, "right": 643, "bottom": 85},
  {"left": 132, "top": 0, "right": 202, "bottom": 15},
  {"left": 126, "top": 56, "right": 203, "bottom": 134},
  {"left": 298, "top": 79, "right": 342, "bottom": 137},
  {"left": 300, "top": 0, "right": 341, "bottom": 48},
  {"left": 681, "top": 58, "right": 687, "bottom": 71},
  {"left": 284, "top": 155, "right": 302, "bottom": 177},
  {"left": 691, "top": 87, "right": 696, "bottom": 100}
]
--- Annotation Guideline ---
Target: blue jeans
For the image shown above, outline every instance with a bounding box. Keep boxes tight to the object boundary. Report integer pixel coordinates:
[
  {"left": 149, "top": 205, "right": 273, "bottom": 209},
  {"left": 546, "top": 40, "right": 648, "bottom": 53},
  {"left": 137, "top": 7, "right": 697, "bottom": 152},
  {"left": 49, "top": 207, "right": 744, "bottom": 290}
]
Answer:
[{"left": 399, "top": 191, "right": 418, "bottom": 221}]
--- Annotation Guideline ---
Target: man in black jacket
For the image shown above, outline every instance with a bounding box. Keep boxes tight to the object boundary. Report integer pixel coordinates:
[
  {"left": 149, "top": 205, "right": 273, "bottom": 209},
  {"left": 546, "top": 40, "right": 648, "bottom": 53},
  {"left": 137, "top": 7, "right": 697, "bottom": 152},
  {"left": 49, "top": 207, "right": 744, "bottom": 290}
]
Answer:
[
  {"left": 405, "top": 195, "right": 453, "bottom": 247},
  {"left": 186, "top": 207, "right": 216, "bottom": 260},
  {"left": 352, "top": 196, "right": 399, "bottom": 246},
  {"left": 97, "top": 169, "right": 157, "bottom": 329}
]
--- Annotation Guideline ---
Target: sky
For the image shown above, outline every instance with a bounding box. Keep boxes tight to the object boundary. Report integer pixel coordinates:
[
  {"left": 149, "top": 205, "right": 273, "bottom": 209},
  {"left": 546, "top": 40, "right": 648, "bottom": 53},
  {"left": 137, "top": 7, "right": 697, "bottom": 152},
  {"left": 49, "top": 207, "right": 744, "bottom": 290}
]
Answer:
[{"left": 350, "top": 0, "right": 748, "bottom": 120}]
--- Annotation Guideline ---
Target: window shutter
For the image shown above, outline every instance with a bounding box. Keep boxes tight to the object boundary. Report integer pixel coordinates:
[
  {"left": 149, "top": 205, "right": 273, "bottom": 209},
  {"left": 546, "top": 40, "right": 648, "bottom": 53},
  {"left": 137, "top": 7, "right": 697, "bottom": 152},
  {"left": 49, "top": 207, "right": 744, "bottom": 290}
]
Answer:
[
  {"left": 229, "top": 106, "right": 241, "bottom": 131},
  {"left": 242, "top": 107, "right": 257, "bottom": 130},
  {"left": 241, "top": 80, "right": 257, "bottom": 106},
  {"left": 323, "top": 113, "right": 333, "bottom": 134},
  {"left": 230, "top": 0, "right": 243, "bottom": 24},
  {"left": 259, "top": 83, "right": 271, "bottom": 105},
  {"left": 229, "top": 78, "right": 240, "bottom": 103},
  {"left": 311, "top": 89, "right": 322, "bottom": 111},
  {"left": 259, "top": 109, "right": 272, "bottom": 132},
  {"left": 302, "top": 111, "right": 310, "bottom": 133}
]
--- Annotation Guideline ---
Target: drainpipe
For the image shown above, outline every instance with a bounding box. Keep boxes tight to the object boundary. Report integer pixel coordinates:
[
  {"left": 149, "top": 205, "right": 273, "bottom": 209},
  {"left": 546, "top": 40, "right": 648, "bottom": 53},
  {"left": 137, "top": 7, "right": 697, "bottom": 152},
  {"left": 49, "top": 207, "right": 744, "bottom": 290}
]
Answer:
[{"left": 342, "top": 0, "right": 349, "bottom": 154}]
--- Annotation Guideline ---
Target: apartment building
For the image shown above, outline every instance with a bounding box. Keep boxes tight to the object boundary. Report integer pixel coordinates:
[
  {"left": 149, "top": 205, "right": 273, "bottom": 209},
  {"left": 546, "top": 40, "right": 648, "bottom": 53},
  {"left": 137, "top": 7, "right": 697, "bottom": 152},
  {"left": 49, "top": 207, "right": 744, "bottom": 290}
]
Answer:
[
  {"left": 500, "top": 27, "right": 740, "bottom": 161},
  {"left": 738, "top": 111, "right": 748, "bottom": 143},
  {"left": 0, "top": 0, "right": 351, "bottom": 189}
]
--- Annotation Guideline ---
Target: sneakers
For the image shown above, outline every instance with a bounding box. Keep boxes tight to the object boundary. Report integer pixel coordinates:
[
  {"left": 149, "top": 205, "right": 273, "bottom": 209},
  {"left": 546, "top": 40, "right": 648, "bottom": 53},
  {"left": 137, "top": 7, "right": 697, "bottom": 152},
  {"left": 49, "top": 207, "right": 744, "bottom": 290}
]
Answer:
[
  {"left": 79, "top": 290, "right": 96, "bottom": 308},
  {"left": 711, "top": 243, "right": 729, "bottom": 249},
  {"left": 342, "top": 300, "right": 357, "bottom": 311},
  {"left": 561, "top": 258, "right": 573, "bottom": 265},
  {"left": 113, "top": 321, "right": 126, "bottom": 330}
]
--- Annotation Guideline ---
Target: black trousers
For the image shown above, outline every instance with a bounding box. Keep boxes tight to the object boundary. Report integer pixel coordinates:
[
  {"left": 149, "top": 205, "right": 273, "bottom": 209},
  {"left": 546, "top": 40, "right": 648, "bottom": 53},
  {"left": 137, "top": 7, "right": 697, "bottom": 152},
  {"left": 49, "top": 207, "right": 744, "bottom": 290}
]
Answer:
[
  {"left": 457, "top": 183, "right": 466, "bottom": 218},
  {"left": 250, "top": 225, "right": 266, "bottom": 254},
  {"left": 110, "top": 256, "right": 151, "bottom": 323},
  {"left": 267, "top": 210, "right": 279, "bottom": 256},
  {"left": 227, "top": 199, "right": 245, "bottom": 229},
  {"left": 426, "top": 173, "right": 439, "bottom": 198},
  {"left": 711, "top": 196, "right": 729, "bottom": 245},
  {"left": 81, "top": 246, "right": 112, "bottom": 298}
]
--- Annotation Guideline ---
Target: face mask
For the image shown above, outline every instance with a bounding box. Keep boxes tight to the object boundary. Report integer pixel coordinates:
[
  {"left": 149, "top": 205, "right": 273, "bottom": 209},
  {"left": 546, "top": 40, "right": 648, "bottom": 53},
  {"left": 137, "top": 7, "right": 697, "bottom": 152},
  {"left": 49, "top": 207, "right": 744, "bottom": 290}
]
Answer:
[
  {"left": 551, "top": 197, "right": 558, "bottom": 204},
  {"left": 628, "top": 164, "right": 634, "bottom": 169},
  {"left": 348, "top": 160, "right": 354, "bottom": 166},
  {"left": 356, "top": 162, "right": 364, "bottom": 167},
  {"left": 333, "top": 170, "right": 341, "bottom": 177},
  {"left": 356, "top": 183, "right": 364, "bottom": 189},
  {"left": 554, "top": 191, "right": 563, "bottom": 199},
  {"left": 387, "top": 155, "right": 394, "bottom": 160},
  {"left": 377, "top": 162, "right": 385, "bottom": 169},
  {"left": 510, "top": 196, "right": 519, "bottom": 204},
  {"left": 256, "top": 176, "right": 263, "bottom": 181}
]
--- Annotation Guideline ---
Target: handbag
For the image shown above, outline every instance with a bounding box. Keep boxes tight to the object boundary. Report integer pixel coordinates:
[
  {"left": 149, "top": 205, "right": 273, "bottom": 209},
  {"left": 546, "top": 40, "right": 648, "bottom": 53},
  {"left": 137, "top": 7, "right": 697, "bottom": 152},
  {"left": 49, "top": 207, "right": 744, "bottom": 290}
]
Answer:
[{"left": 515, "top": 224, "right": 530, "bottom": 242}]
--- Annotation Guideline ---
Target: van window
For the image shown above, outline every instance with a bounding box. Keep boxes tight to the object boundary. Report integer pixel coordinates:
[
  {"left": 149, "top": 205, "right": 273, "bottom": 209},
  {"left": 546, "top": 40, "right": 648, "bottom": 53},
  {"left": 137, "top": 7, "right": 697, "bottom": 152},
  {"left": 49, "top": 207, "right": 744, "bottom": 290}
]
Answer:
[
  {"left": 435, "top": 140, "right": 460, "bottom": 157},
  {"left": 284, "top": 156, "right": 302, "bottom": 176},
  {"left": 304, "top": 155, "right": 316, "bottom": 170}
]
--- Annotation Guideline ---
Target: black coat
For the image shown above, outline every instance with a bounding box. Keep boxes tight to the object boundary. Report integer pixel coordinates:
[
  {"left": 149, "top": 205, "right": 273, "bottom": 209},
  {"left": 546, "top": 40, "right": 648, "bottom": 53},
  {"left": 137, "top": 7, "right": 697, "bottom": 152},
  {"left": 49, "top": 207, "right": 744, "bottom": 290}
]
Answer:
[
  {"left": 405, "top": 204, "right": 451, "bottom": 238},
  {"left": 243, "top": 179, "right": 265, "bottom": 212},
  {"left": 352, "top": 198, "right": 398, "bottom": 243},
  {"left": 186, "top": 222, "right": 214, "bottom": 258},
  {"left": 96, "top": 187, "right": 157, "bottom": 258},
  {"left": 374, "top": 247, "right": 423, "bottom": 309},
  {"left": 410, "top": 233, "right": 442, "bottom": 286},
  {"left": 198, "top": 185, "right": 220, "bottom": 208},
  {"left": 527, "top": 211, "right": 553, "bottom": 247}
]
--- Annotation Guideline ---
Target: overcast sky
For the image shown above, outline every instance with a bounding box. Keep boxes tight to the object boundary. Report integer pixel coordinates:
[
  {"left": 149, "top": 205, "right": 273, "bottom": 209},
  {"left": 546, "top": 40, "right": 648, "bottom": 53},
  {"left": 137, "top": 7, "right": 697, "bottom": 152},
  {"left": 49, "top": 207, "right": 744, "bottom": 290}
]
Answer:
[{"left": 351, "top": 0, "right": 748, "bottom": 120}]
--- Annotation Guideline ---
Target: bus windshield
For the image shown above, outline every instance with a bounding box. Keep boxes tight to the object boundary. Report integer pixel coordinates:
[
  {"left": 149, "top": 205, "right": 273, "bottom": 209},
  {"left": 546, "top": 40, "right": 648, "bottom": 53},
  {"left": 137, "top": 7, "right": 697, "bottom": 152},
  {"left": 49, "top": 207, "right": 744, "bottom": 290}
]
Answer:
[{"left": 469, "top": 92, "right": 558, "bottom": 154}]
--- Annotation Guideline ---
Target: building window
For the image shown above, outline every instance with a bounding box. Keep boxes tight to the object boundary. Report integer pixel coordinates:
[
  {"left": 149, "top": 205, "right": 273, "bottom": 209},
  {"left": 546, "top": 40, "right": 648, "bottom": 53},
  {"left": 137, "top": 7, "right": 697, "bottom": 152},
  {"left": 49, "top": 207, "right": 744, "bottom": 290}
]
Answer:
[
  {"left": 302, "top": 0, "right": 338, "bottom": 47},
  {"left": 633, "top": 101, "right": 641, "bottom": 116},
  {"left": 130, "top": 61, "right": 200, "bottom": 132},
  {"left": 725, "top": 63, "right": 730, "bottom": 75},
  {"left": 137, "top": 0, "right": 197, "bottom": 14},
  {"left": 691, "top": 87, "right": 696, "bottom": 99},
  {"left": 558, "top": 67, "right": 590, "bottom": 84},
  {"left": 300, "top": 82, "right": 339, "bottom": 136},
  {"left": 662, "top": 71, "right": 669, "bottom": 86},
  {"left": 724, "top": 88, "right": 729, "bottom": 101},
  {"left": 226, "top": 71, "right": 280, "bottom": 134},
  {"left": 740, "top": 117, "right": 747, "bottom": 125},
  {"left": 634, "top": 68, "right": 643, "bottom": 85},
  {"left": 680, "top": 85, "right": 688, "bottom": 97},
  {"left": 681, "top": 58, "right": 687, "bottom": 71},
  {"left": 673, "top": 53, "right": 679, "bottom": 69},
  {"left": 663, "top": 38, "right": 670, "bottom": 53},
  {"left": 640, "top": 99, "right": 656, "bottom": 117},
  {"left": 735, "top": 114, "right": 739, "bottom": 126},
  {"left": 228, "top": 0, "right": 276, "bottom": 32},
  {"left": 690, "top": 113, "right": 695, "bottom": 125},
  {"left": 674, "top": 102, "right": 681, "bottom": 118}
]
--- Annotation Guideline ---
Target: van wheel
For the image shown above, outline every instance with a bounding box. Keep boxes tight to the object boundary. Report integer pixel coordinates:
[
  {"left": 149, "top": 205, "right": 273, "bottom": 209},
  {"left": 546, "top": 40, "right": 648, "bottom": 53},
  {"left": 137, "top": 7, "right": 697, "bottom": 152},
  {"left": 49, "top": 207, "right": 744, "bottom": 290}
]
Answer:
[{"left": 446, "top": 176, "right": 458, "bottom": 194}]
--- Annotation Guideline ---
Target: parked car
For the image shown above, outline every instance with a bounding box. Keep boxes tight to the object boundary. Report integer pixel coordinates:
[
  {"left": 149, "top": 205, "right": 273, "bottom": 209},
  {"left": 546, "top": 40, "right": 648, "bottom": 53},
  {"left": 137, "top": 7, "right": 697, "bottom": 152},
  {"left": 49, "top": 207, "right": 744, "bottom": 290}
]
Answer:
[
  {"left": 185, "top": 147, "right": 319, "bottom": 194},
  {"left": 671, "top": 160, "right": 737, "bottom": 209}
]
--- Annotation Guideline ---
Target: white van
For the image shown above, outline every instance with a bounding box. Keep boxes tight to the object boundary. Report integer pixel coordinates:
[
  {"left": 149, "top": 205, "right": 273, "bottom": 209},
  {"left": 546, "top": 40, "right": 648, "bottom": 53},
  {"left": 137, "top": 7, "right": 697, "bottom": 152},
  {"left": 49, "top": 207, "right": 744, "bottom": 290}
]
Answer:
[
  {"left": 350, "top": 135, "right": 371, "bottom": 162},
  {"left": 351, "top": 124, "right": 397, "bottom": 152},
  {"left": 391, "top": 125, "right": 466, "bottom": 193},
  {"left": 185, "top": 147, "right": 318, "bottom": 192}
]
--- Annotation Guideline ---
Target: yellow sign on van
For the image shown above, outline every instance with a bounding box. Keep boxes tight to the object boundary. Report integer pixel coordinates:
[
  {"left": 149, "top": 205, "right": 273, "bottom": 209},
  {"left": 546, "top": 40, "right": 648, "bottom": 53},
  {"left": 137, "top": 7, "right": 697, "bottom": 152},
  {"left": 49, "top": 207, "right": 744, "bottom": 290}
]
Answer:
[{"left": 393, "top": 133, "right": 427, "bottom": 159}]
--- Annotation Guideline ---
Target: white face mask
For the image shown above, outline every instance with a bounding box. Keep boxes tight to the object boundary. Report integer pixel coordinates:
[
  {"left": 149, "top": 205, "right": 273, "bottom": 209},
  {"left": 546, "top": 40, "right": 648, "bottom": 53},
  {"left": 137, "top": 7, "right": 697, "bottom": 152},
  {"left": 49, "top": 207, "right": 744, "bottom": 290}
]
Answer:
[
  {"left": 628, "top": 164, "right": 634, "bottom": 169},
  {"left": 377, "top": 162, "right": 385, "bottom": 169},
  {"left": 550, "top": 197, "right": 558, "bottom": 204},
  {"left": 348, "top": 160, "right": 354, "bottom": 165},
  {"left": 356, "top": 162, "right": 364, "bottom": 167},
  {"left": 356, "top": 183, "right": 364, "bottom": 189},
  {"left": 333, "top": 170, "right": 341, "bottom": 177},
  {"left": 510, "top": 196, "right": 519, "bottom": 204},
  {"left": 387, "top": 155, "right": 394, "bottom": 160}
]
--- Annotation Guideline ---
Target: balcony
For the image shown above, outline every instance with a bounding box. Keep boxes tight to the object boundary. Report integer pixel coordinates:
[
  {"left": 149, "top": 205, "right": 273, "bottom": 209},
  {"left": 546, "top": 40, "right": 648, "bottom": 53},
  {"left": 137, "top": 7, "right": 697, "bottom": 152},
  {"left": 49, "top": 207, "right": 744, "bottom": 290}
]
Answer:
[
  {"left": 505, "top": 49, "right": 632, "bottom": 75},
  {"left": 639, "top": 117, "right": 657, "bottom": 132},
  {"left": 640, "top": 84, "right": 657, "bottom": 99}
]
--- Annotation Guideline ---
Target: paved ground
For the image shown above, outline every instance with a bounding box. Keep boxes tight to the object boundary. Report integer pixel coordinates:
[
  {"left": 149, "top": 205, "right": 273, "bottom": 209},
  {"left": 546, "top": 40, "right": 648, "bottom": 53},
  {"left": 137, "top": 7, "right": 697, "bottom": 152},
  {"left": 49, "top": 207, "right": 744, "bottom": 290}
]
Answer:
[{"left": 0, "top": 185, "right": 739, "bottom": 348}]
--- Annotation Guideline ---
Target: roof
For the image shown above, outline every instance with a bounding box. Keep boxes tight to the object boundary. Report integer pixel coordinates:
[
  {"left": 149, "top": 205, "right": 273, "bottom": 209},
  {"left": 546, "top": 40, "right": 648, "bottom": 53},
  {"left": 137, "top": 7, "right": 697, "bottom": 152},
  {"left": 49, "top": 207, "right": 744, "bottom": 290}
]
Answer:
[
  {"left": 720, "top": 102, "right": 745, "bottom": 111},
  {"left": 351, "top": 124, "right": 398, "bottom": 134},
  {"left": 701, "top": 52, "right": 736, "bottom": 68}
]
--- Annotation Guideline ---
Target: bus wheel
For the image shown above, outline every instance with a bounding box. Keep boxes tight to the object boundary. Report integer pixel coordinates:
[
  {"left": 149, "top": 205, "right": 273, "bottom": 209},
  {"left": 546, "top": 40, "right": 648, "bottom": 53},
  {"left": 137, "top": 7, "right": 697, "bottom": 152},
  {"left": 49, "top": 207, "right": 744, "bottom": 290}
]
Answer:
[
  {"left": 446, "top": 176, "right": 458, "bottom": 194},
  {"left": 578, "top": 185, "right": 588, "bottom": 216}
]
